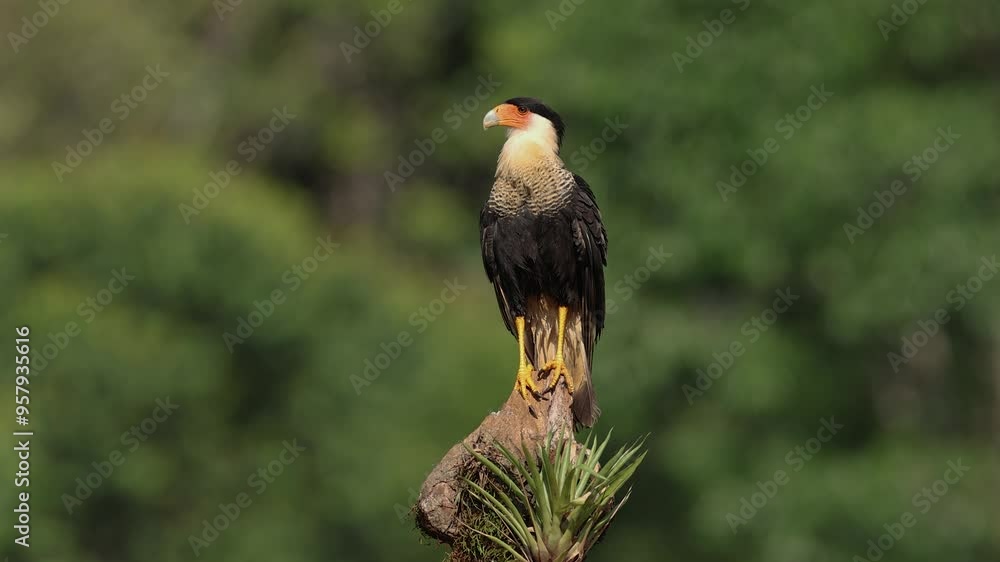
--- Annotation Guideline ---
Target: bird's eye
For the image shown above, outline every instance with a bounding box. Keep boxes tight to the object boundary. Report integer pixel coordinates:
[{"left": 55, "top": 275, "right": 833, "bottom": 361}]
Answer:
[{"left": 517, "top": 106, "right": 528, "bottom": 115}]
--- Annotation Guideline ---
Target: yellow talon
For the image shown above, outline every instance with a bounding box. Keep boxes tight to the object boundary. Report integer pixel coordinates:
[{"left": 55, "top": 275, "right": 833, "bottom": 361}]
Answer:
[
  {"left": 515, "top": 364, "right": 539, "bottom": 399},
  {"left": 513, "top": 316, "right": 540, "bottom": 400},
  {"left": 543, "top": 358, "right": 573, "bottom": 393},
  {"left": 543, "top": 306, "right": 573, "bottom": 393}
]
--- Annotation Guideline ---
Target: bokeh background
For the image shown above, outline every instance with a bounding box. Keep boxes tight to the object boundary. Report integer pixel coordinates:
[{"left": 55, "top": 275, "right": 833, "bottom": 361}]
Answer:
[{"left": 1, "top": 0, "right": 999, "bottom": 560}]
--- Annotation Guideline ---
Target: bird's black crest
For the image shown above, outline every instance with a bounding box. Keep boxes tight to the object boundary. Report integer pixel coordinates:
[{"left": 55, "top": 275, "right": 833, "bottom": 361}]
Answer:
[{"left": 504, "top": 97, "right": 566, "bottom": 148}]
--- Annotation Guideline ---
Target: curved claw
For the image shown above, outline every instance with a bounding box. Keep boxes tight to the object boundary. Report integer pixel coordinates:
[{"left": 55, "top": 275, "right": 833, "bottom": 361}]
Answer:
[
  {"left": 542, "top": 359, "right": 573, "bottom": 394},
  {"left": 514, "top": 365, "right": 540, "bottom": 400}
]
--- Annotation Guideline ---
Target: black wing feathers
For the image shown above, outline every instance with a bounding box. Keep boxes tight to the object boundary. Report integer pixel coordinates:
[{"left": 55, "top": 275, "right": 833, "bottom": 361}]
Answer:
[
  {"left": 570, "top": 173, "right": 607, "bottom": 366},
  {"left": 480, "top": 206, "right": 517, "bottom": 337}
]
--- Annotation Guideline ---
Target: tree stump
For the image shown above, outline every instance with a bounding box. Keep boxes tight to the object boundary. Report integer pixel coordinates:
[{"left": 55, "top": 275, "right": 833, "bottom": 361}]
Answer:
[{"left": 415, "top": 367, "right": 574, "bottom": 543}]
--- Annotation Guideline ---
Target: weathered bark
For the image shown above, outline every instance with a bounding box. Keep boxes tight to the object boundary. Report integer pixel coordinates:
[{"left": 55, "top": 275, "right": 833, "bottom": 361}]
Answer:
[{"left": 416, "top": 367, "right": 574, "bottom": 543}]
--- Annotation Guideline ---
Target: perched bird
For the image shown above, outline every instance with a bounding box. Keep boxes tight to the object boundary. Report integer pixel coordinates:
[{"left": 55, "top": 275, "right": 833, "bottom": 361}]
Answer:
[{"left": 480, "top": 98, "right": 608, "bottom": 427}]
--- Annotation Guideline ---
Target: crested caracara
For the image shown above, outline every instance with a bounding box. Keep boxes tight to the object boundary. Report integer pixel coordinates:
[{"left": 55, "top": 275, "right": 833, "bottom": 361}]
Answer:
[{"left": 480, "top": 97, "right": 608, "bottom": 428}]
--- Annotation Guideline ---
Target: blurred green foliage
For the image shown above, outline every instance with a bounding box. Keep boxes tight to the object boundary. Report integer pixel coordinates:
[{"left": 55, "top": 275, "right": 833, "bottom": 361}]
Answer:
[{"left": 1, "top": 0, "right": 998, "bottom": 561}]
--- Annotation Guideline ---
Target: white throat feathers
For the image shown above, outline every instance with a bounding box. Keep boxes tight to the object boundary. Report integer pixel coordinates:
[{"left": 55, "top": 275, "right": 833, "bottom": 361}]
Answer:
[{"left": 497, "top": 113, "right": 562, "bottom": 176}]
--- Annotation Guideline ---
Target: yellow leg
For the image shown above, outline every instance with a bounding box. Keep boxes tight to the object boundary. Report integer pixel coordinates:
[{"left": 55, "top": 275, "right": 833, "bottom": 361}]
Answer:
[
  {"left": 513, "top": 316, "right": 539, "bottom": 399},
  {"left": 543, "top": 306, "right": 574, "bottom": 393}
]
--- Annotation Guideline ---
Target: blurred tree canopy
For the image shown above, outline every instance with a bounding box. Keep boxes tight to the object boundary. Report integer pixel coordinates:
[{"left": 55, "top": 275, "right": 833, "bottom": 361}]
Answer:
[{"left": 0, "top": 0, "right": 998, "bottom": 561}]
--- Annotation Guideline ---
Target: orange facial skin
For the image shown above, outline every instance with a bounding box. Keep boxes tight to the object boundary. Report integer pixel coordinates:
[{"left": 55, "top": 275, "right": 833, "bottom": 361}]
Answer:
[{"left": 484, "top": 104, "right": 530, "bottom": 129}]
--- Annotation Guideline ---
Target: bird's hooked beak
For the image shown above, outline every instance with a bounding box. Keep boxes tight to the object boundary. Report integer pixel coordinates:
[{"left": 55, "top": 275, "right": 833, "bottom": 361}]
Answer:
[
  {"left": 483, "top": 104, "right": 527, "bottom": 130},
  {"left": 482, "top": 108, "right": 500, "bottom": 130}
]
